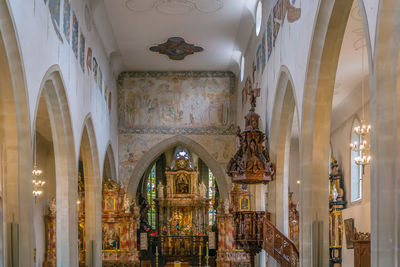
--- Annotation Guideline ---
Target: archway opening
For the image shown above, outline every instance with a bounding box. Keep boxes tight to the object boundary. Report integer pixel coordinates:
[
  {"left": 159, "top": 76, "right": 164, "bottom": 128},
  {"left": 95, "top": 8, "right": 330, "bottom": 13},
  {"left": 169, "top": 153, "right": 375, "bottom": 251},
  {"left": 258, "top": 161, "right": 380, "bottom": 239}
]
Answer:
[
  {"left": 33, "top": 92, "right": 57, "bottom": 267},
  {"left": 77, "top": 121, "right": 101, "bottom": 267},
  {"left": 33, "top": 68, "right": 77, "bottom": 266},
  {"left": 300, "top": 0, "right": 371, "bottom": 265},
  {"left": 136, "top": 145, "right": 220, "bottom": 265},
  {"left": 0, "top": 2, "right": 33, "bottom": 265}
]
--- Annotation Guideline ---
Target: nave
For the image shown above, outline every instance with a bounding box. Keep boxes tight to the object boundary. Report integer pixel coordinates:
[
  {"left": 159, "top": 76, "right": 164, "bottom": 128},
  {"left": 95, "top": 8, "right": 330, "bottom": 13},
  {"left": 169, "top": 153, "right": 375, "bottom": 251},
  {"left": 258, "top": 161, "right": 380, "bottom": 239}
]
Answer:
[{"left": 1, "top": 0, "right": 400, "bottom": 266}]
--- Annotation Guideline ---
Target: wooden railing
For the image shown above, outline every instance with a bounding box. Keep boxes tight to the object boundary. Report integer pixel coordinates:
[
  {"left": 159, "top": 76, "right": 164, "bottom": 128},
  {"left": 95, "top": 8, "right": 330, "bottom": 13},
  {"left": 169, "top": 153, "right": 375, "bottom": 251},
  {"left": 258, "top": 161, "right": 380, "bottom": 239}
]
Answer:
[
  {"left": 233, "top": 211, "right": 299, "bottom": 267},
  {"left": 264, "top": 219, "right": 299, "bottom": 267}
]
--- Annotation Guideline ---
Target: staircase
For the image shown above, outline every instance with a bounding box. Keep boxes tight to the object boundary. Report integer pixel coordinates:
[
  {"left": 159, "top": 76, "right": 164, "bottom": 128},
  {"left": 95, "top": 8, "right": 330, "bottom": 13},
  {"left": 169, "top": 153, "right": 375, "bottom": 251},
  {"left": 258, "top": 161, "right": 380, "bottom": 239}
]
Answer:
[
  {"left": 264, "top": 219, "right": 299, "bottom": 267},
  {"left": 233, "top": 211, "right": 299, "bottom": 267}
]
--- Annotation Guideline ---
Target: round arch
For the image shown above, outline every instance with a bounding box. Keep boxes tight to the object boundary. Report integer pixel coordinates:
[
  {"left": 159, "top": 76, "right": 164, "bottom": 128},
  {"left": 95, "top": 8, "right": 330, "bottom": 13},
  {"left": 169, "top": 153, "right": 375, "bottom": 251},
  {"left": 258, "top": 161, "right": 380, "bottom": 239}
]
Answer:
[
  {"left": 0, "top": 0, "right": 33, "bottom": 265},
  {"left": 300, "top": 0, "right": 372, "bottom": 265},
  {"left": 77, "top": 114, "right": 102, "bottom": 266},
  {"left": 127, "top": 135, "right": 230, "bottom": 199},
  {"left": 34, "top": 65, "right": 77, "bottom": 265},
  {"left": 269, "top": 66, "right": 300, "bottom": 235}
]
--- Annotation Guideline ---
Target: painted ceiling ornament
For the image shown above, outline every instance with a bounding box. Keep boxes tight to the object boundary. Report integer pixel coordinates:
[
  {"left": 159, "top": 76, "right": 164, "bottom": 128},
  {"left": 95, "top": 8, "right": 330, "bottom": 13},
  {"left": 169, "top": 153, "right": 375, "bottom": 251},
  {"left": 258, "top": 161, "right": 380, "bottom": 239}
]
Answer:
[
  {"left": 125, "top": 0, "right": 222, "bottom": 15},
  {"left": 149, "top": 37, "right": 204, "bottom": 60},
  {"left": 227, "top": 90, "right": 275, "bottom": 184}
]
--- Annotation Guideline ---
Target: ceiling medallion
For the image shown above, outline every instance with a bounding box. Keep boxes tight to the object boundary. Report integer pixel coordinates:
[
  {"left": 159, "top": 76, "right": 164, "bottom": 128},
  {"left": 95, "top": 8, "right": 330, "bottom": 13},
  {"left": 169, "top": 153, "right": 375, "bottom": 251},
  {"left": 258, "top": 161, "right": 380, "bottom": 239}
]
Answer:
[
  {"left": 149, "top": 37, "right": 204, "bottom": 60},
  {"left": 227, "top": 91, "right": 275, "bottom": 184},
  {"left": 125, "top": 0, "right": 222, "bottom": 15}
]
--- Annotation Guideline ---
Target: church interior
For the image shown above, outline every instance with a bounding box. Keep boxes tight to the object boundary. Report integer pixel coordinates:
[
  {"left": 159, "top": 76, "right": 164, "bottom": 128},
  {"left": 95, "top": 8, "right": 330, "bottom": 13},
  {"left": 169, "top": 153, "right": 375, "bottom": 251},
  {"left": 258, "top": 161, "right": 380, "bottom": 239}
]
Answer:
[{"left": 0, "top": 0, "right": 398, "bottom": 266}]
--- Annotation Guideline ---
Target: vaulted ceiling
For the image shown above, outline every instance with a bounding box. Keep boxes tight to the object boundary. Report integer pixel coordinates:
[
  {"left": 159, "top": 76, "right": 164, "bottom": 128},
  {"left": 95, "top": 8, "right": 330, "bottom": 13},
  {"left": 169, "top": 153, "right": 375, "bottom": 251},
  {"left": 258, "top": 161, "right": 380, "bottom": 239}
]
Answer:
[{"left": 92, "top": 0, "right": 256, "bottom": 73}]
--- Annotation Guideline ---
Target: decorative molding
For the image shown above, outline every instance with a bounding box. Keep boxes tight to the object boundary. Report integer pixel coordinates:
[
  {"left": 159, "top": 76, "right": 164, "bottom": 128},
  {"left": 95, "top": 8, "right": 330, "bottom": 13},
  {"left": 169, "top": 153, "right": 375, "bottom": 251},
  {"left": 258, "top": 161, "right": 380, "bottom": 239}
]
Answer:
[
  {"left": 125, "top": 0, "right": 222, "bottom": 15},
  {"left": 149, "top": 37, "right": 203, "bottom": 60},
  {"left": 118, "top": 71, "right": 236, "bottom": 95},
  {"left": 119, "top": 125, "right": 236, "bottom": 135}
]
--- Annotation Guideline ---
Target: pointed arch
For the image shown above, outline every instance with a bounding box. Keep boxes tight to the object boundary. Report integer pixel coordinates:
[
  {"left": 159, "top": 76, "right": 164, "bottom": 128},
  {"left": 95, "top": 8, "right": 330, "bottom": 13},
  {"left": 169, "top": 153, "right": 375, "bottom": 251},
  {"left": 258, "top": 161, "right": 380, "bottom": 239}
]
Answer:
[
  {"left": 127, "top": 135, "right": 230, "bottom": 199},
  {"left": 102, "top": 142, "right": 117, "bottom": 181},
  {"left": 300, "top": 0, "right": 371, "bottom": 265},
  {"left": 34, "top": 65, "right": 77, "bottom": 265},
  {"left": 0, "top": 0, "right": 33, "bottom": 265},
  {"left": 77, "top": 114, "right": 102, "bottom": 266},
  {"left": 269, "top": 66, "right": 300, "bottom": 235}
]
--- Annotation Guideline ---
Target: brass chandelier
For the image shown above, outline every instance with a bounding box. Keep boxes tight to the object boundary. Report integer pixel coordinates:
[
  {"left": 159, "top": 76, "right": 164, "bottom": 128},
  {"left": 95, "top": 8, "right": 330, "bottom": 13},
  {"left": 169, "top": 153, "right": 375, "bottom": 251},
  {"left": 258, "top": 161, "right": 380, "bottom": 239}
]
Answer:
[
  {"left": 350, "top": 45, "right": 371, "bottom": 167},
  {"left": 32, "top": 134, "right": 45, "bottom": 197}
]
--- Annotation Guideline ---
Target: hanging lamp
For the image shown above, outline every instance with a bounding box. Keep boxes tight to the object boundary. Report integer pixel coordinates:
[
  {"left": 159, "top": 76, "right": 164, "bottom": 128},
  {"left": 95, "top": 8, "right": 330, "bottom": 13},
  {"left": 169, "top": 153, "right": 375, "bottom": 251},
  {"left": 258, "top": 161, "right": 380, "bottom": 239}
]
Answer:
[{"left": 32, "top": 133, "right": 45, "bottom": 197}]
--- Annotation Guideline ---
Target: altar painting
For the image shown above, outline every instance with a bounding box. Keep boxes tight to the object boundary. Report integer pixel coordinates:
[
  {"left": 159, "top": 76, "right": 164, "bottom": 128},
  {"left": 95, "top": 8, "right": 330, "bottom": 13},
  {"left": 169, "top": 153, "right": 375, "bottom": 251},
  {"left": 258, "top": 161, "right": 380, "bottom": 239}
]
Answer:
[{"left": 102, "top": 223, "right": 121, "bottom": 251}]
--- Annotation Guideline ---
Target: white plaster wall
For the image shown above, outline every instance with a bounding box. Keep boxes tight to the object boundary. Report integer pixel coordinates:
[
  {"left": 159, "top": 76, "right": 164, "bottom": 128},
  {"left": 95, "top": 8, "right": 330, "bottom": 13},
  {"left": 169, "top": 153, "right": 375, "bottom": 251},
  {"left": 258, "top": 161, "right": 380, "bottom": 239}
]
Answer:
[
  {"left": 330, "top": 102, "right": 371, "bottom": 267},
  {"left": 7, "top": 0, "right": 119, "bottom": 180}
]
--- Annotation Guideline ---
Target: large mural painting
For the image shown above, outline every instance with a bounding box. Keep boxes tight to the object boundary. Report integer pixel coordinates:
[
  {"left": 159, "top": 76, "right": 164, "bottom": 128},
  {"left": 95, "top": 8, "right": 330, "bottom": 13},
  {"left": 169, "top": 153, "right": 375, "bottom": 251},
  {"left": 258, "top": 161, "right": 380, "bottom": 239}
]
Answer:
[
  {"left": 117, "top": 71, "right": 237, "bottom": 187},
  {"left": 118, "top": 72, "right": 236, "bottom": 135}
]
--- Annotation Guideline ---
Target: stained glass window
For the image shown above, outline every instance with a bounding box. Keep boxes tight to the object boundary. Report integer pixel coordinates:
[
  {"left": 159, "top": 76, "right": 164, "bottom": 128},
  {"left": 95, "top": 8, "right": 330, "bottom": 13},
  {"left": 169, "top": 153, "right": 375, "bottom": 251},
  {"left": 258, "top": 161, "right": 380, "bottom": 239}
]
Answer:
[
  {"left": 147, "top": 164, "right": 157, "bottom": 229},
  {"left": 208, "top": 169, "right": 217, "bottom": 226}
]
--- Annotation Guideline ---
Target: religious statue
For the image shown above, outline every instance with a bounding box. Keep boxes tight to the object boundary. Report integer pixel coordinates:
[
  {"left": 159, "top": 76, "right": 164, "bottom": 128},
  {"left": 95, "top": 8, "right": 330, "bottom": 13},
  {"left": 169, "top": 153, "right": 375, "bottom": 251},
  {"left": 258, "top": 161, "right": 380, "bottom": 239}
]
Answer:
[
  {"left": 224, "top": 198, "right": 231, "bottom": 214},
  {"left": 157, "top": 182, "right": 164, "bottom": 198},
  {"left": 123, "top": 194, "right": 132, "bottom": 214},
  {"left": 199, "top": 181, "right": 207, "bottom": 198},
  {"left": 49, "top": 197, "right": 56, "bottom": 215}
]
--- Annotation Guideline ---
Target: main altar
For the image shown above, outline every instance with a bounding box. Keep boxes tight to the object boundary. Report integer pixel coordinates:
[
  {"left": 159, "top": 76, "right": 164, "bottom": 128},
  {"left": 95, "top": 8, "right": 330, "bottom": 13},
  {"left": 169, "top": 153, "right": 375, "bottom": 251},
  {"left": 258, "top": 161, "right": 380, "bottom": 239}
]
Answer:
[{"left": 156, "top": 155, "right": 211, "bottom": 262}]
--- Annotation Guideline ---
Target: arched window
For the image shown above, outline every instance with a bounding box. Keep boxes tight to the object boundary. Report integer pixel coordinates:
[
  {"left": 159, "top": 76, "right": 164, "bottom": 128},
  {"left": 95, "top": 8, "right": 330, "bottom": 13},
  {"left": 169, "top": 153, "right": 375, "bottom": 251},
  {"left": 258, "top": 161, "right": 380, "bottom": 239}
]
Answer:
[
  {"left": 240, "top": 55, "right": 245, "bottom": 82},
  {"left": 255, "top": 1, "right": 262, "bottom": 36},
  {"left": 147, "top": 164, "right": 157, "bottom": 229},
  {"left": 208, "top": 169, "right": 217, "bottom": 226},
  {"left": 350, "top": 118, "right": 362, "bottom": 202}
]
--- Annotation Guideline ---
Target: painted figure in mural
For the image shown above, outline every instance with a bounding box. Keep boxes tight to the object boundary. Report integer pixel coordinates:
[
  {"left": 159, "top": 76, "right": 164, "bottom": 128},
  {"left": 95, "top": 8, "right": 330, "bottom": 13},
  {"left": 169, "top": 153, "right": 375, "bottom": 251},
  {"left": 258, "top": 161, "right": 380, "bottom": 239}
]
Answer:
[
  {"left": 176, "top": 173, "right": 189, "bottom": 194},
  {"left": 273, "top": 0, "right": 301, "bottom": 46}
]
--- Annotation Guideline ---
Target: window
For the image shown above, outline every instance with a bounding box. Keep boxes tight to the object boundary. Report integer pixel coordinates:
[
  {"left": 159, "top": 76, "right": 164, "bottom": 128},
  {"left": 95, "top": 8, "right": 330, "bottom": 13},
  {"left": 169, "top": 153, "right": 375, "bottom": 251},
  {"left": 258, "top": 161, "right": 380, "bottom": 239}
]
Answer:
[
  {"left": 208, "top": 169, "right": 217, "bottom": 226},
  {"left": 255, "top": 1, "right": 262, "bottom": 36},
  {"left": 147, "top": 164, "right": 157, "bottom": 229},
  {"left": 350, "top": 118, "right": 362, "bottom": 202},
  {"left": 240, "top": 55, "right": 245, "bottom": 82}
]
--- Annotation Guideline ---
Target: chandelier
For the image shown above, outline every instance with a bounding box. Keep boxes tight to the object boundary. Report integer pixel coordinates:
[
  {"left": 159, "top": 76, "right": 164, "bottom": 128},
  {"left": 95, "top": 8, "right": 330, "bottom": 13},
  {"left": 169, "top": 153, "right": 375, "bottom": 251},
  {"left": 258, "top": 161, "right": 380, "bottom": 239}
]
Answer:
[
  {"left": 349, "top": 45, "right": 371, "bottom": 168},
  {"left": 350, "top": 120, "right": 371, "bottom": 166},
  {"left": 32, "top": 166, "right": 45, "bottom": 197},
  {"left": 32, "top": 134, "right": 45, "bottom": 197}
]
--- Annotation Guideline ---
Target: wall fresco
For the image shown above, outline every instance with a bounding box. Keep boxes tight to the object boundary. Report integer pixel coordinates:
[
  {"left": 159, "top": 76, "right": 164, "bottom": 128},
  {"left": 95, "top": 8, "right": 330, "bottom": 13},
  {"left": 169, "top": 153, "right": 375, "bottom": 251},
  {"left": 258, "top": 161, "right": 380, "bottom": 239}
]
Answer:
[{"left": 118, "top": 72, "right": 236, "bottom": 135}]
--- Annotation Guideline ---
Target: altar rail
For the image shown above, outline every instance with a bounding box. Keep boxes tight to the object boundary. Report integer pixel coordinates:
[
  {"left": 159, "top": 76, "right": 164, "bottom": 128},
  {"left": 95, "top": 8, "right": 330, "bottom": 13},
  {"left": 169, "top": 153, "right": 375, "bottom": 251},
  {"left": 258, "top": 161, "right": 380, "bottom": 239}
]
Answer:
[
  {"left": 142, "top": 235, "right": 215, "bottom": 267},
  {"left": 233, "top": 211, "right": 299, "bottom": 267}
]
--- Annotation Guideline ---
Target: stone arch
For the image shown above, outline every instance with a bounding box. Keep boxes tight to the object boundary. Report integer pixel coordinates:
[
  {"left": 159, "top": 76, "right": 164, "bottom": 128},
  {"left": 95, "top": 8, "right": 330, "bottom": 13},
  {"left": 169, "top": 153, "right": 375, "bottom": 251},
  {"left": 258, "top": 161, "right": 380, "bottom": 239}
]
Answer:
[
  {"left": 34, "top": 65, "right": 78, "bottom": 266},
  {"left": 269, "top": 66, "right": 300, "bottom": 235},
  {"left": 300, "top": 0, "right": 372, "bottom": 265},
  {"left": 102, "top": 142, "right": 117, "bottom": 181},
  {"left": 0, "top": 0, "right": 33, "bottom": 265},
  {"left": 77, "top": 114, "right": 102, "bottom": 266},
  {"left": 370, "top": 0, "right": 400, "bottom": 265},
  {"left": 127, "top": 135, "right": 230, "bottom": 199}
]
